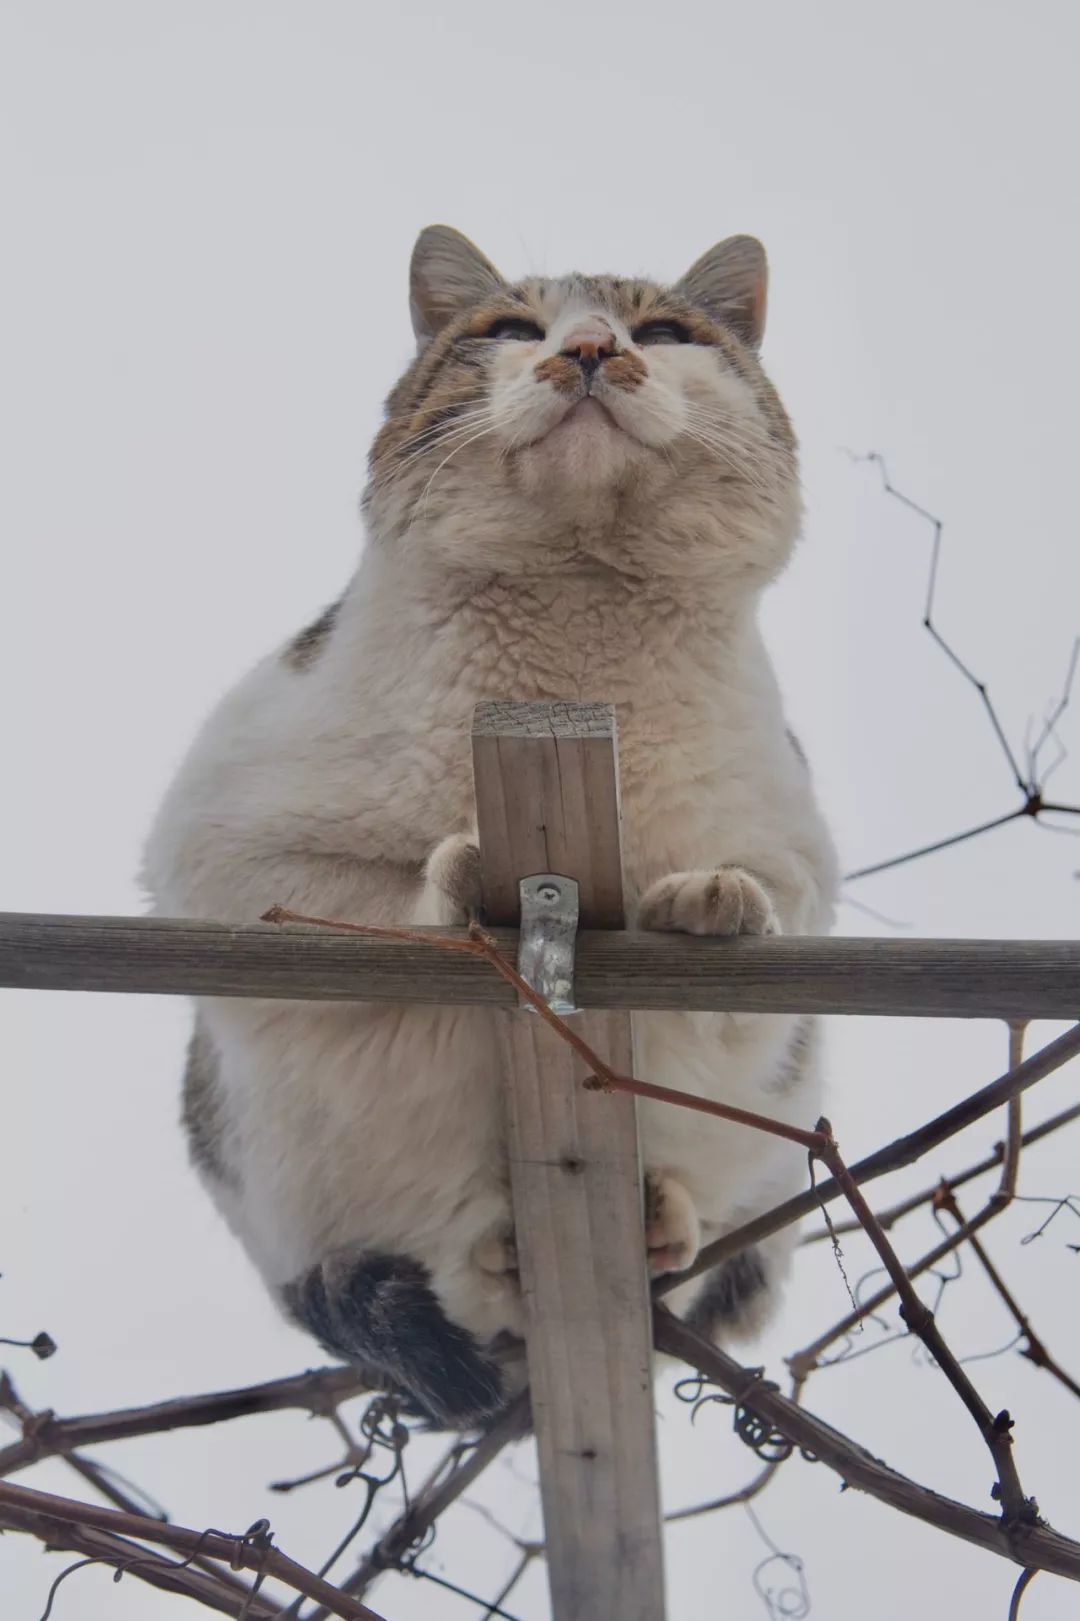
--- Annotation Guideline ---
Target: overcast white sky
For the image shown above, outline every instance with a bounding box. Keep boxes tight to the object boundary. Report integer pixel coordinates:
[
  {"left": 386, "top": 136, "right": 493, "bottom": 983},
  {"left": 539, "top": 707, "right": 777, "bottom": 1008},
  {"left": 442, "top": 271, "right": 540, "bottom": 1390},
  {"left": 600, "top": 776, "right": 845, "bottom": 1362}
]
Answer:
[{"left": 3, "top": 3, "right": 1080, "bottom": 1617}]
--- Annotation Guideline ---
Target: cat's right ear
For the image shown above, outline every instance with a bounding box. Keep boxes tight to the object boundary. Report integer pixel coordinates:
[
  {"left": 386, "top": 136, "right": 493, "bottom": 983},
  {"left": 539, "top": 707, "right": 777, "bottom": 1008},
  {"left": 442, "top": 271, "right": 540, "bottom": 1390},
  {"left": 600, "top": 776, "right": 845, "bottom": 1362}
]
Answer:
[
  {"left": 674, "top": 236, "right": 768, "bottom": 349},
  {"left": 409, "top": 226, "right": 506, "bottom": 347}
]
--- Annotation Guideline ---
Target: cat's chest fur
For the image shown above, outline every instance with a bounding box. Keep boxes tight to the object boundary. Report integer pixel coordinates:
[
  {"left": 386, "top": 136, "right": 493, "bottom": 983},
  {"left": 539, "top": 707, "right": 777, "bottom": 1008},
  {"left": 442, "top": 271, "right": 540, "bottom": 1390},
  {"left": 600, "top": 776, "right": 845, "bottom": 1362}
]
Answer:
[{"left": 306, "top": 557, "right": 789, "bottom": 898}]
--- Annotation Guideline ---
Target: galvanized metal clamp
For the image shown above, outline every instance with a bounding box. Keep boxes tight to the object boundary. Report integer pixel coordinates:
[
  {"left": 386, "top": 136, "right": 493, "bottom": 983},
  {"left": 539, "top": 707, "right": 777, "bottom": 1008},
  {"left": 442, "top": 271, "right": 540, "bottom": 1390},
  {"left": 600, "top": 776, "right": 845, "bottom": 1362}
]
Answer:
[{"left": 516, "top": 874, "right": 580, "bottom": 1015}]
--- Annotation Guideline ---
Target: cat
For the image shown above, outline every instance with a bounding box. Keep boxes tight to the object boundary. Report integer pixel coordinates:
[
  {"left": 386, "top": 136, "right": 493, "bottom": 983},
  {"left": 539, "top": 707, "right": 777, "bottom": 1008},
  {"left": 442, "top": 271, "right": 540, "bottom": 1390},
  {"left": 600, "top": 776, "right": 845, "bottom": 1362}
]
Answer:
[{"left": 143, "top": 225, "right": 838, "bottom": 1427}]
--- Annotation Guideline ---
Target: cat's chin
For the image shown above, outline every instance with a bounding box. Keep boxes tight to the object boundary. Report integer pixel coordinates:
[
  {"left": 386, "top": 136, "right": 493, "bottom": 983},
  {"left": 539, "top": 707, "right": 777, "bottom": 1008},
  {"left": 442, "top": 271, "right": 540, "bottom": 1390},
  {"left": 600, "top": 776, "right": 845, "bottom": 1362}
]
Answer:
[{"left": 518, "top": 395, "right": 646, "bottom": 490}]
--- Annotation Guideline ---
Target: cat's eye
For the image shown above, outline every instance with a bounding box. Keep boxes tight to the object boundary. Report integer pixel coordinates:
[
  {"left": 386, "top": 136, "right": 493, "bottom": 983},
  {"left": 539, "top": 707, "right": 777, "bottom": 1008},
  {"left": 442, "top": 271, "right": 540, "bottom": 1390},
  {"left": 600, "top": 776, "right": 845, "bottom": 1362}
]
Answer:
[
  {"left": 633, "top": 319, "right": 692, "bottom": 346},
  {"left": 484, "top": 317, "right": 545, "bottom": 342}
]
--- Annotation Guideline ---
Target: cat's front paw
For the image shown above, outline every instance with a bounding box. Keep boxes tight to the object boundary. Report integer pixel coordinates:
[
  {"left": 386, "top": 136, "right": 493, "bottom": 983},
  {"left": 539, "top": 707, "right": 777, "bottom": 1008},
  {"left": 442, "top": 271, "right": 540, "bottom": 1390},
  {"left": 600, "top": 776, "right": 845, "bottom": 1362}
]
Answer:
[
  {"left": 638, "top": 867, "right": 779, "bottom": 937},
  {"left": 423, "top": 834, "right": 482, "bottom": 924}
]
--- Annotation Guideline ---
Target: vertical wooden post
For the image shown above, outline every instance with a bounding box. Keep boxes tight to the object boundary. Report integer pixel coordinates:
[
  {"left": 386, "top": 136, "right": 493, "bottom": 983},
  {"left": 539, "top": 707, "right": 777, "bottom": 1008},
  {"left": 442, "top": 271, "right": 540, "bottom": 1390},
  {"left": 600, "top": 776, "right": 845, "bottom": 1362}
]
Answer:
[{"left": 472, "top": 701, "right": 666, "bottom": 1621}]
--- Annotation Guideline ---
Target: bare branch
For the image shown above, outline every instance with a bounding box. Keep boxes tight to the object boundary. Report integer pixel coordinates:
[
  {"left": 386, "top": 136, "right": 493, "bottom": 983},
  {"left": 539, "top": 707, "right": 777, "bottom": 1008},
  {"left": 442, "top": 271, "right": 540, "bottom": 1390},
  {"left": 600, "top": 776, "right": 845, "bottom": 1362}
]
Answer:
[
  {"left": 664, "top": 1457, "right": 782, "bottom": 1524},
  {"left": 788, "top": 1198, "right": 999, "bottom": 1380},
  {"left": 0, "top": 1364, "right": 370, "bottom": 1478},
  {"left": 845, "top": 809, "right": 1027, "bottom": 883},
  {"left": 305, "top": 1395, "right": 531, "bottom": 1615},
  {"left": 0, "top": 1504, "right": 279, "bottom": 1619},
  {"left": 938, "top": 1191, "right": 1080, "bottom": 1404},
  {"left": 802, "top": 1098, "right": 1080, "bottom": 1246},
  {"left": 0, "top": 1478, "right": 390, "bottom": 1620},
  {"left": 654, "top": 1309, "right": 1080, "bottom": 1582},
  {"left": 851, "top": 450, "right": 1027, "bottom": 791},
  {"left": 843, "top": 454, "right": 1080, "bottom": 882},
  {"left": 663, "top": 1021, "right": 1080, "bottom": 1295},
  {"left": 812, "top": 1121, "right": 1033, "bottom": 1522}
]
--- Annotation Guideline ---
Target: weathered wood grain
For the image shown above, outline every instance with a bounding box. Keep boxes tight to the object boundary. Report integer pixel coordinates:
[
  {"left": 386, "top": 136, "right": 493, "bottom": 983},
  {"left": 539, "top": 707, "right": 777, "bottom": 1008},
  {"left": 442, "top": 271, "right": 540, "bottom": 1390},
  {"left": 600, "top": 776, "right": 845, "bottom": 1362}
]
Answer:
[
  {"left": 3, "top": 912, "right": 1078, "bottom": 1019},
  {"left": 472, "top": 700, "right": 666, "bottom": 1621},
  {"left": 473, "top": 700, "right": 625, "bottom": 928}
]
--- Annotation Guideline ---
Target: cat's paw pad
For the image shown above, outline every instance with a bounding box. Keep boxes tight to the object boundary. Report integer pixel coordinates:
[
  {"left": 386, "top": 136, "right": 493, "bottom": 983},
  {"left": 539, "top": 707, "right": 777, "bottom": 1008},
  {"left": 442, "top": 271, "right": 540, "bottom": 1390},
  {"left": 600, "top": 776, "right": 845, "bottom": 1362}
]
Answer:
[
  {"left": 644, "top": 1172, "right": 701, "bottom": 1274},
  {"left": 425, "top": 834, "right": 482, "bottom": 922},
  {"left": 470, "top": 1228, "right": 518, "bottom": 1279},
  {"left": 638, "top": 868, "right": 778, "bottom": 937}
]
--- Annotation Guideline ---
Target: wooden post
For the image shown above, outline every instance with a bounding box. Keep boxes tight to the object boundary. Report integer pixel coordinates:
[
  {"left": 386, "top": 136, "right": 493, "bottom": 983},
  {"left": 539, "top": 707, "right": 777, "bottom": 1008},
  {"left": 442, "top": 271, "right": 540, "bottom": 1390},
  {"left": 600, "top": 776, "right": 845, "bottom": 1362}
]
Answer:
[{"left": 472, "top": 701, "right": 666, "bottom": 1621}]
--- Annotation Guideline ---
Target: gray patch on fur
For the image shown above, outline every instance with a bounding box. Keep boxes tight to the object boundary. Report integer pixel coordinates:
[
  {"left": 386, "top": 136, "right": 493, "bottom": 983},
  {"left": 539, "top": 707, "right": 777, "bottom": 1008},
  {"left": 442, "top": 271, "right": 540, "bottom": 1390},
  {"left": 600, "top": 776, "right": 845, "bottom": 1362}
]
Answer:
[
  {"left": 283, "top": 599, "right": 342, "bottom": 671},
  {"left": 181, "top": 1022, "right": 237, "bottom": 1188},
  {"left": 768, "top": 1015, "right": 816, "bottom": 1094},
  {"left": 688, "top": 1246, "right": 769, "bottom": 1337}
]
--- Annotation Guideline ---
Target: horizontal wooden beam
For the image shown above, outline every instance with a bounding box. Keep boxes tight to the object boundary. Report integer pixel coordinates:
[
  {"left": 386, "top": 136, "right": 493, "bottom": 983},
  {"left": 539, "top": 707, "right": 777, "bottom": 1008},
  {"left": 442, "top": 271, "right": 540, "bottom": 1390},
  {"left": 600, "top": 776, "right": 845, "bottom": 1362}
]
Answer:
[{"left": 2, "top": 912, "right": 1078, "bottom": 1019}]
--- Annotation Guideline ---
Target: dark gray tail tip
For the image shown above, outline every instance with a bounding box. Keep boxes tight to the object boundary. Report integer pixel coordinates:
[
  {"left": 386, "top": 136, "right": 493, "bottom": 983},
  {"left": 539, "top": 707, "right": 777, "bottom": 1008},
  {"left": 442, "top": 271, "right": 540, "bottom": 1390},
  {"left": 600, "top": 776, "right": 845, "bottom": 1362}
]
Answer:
[
  {"left": 282, "top": 1248, "right": 505, "bottom": 1431},
  {"left": 687, "top": 1245, "right": 769, "bottom": 1339}
]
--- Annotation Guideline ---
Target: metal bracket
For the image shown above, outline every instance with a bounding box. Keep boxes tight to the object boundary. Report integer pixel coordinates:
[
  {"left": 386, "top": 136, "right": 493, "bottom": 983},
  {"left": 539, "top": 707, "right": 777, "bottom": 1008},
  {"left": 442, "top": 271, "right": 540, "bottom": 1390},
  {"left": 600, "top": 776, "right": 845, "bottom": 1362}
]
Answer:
[{"left": 516, "top": 874, "right": 580, "bottom": 1014}]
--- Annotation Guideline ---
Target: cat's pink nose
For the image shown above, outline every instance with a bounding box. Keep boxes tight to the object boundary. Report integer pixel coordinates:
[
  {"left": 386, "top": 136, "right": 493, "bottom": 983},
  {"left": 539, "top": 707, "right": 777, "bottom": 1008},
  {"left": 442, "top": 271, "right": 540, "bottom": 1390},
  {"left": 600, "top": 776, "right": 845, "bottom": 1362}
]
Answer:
[{"left": 560, "top": 320, "right": 616, "bottom": 376}]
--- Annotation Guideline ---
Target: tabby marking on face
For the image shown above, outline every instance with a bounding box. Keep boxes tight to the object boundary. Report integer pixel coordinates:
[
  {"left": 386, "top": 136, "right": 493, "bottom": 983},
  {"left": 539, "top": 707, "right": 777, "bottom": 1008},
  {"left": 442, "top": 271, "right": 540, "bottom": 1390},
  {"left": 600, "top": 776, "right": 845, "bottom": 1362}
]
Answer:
[{"left": 283, "top": 599, "right": 342, "bottom": 671}]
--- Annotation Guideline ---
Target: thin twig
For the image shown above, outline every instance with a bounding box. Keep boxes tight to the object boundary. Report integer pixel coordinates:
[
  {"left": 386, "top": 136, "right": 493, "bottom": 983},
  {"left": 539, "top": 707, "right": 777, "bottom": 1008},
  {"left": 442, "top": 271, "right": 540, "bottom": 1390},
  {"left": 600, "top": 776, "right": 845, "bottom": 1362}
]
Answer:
[
  {"left": 843, "top": 453, "right": 1080, "bottom": 882},
  {"left": 938, "top": 1191, "right": 1080, "bottom": 1403},
  {"left": 998, "top": 1022, "right": 1029, "bottom": 1205},
  {"left": 1008, "top": 1567, "right": 1040, "bottom": 1620},
  {"left": 305, "top": 1395, "right": 532, "bottom": 1614},
  {"left": 811, "top": 1120, "right": 1035, "bottom": 1523},
  {"left": 788, "top": 1198, "right": 1000, "bottom": 1380},
  {"left": 479, "top": 1547, "right": 542, "bottom": 1620},
  {"left": 845, "top": 809, "right": 1027, "bottom": 882},
  {"left": 664, "top": 1021, "right": 1080, "bottom": 1295},
  {"left": 666, "top": 1456, "right": 786, "bottom": 1525},
  {"left": 802, "top": 1099, "right": 1080, "bottom": 1245},
  {"left": 265, "top": 908, "right": 831, "bottom": 1151}
]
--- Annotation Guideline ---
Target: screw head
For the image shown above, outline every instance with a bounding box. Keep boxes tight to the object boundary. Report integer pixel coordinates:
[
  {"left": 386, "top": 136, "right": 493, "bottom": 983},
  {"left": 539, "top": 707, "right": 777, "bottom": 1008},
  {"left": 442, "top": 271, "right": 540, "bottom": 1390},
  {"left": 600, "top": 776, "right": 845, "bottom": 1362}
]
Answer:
[{"left": 537, "top": 884, "right": 561, "bottom": 904}]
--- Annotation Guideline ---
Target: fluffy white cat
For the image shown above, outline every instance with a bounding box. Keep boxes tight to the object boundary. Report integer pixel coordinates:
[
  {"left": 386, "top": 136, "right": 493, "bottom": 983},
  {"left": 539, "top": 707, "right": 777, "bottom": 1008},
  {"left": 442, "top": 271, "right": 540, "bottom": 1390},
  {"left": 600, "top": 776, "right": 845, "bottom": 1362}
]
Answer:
[{"left": 144, "top": 226, "right": 837, "bottom": 1426}]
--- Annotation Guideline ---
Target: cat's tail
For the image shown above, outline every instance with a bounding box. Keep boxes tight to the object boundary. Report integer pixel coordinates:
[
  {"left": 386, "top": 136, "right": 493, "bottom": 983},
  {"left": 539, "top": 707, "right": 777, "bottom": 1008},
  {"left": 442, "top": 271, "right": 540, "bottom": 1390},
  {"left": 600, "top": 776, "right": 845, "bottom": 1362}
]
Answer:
[{"left": 282, "top": 1247, "right": 506, "bottom": 1429}]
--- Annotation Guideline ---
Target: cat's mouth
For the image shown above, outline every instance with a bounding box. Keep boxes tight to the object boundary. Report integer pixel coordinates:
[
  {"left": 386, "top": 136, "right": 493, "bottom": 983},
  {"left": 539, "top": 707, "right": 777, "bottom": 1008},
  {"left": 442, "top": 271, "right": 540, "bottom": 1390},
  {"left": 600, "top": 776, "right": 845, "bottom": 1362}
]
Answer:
[
  {"left": 570, "top": 396, "right": 613, "bottom": 421},
  {"left": 542, "top": 395, "right": 621, "bottom": 442},
  {"left": 514, "top": 386, "right": 659, "bottom": 477}
]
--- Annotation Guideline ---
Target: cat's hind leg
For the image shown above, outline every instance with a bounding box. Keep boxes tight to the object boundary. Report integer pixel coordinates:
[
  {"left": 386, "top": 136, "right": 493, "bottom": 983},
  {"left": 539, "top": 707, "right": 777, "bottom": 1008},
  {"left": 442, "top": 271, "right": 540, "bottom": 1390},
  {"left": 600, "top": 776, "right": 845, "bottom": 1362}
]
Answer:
[
  {"left": 644, "top": 1171, "right": 702, "bottom": 1274},
  {"left": 281, "top": 1247, "right": 505, "bottom": 1429}
]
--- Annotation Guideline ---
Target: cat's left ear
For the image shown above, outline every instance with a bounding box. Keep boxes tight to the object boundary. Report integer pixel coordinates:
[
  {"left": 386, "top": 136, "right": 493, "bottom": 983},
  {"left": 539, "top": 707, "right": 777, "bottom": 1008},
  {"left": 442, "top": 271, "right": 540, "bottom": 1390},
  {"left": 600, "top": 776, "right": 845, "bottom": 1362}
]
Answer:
[
  {"left": 673, "top": 236, "right": 768, "bottom": 349},
  {"left": 409, "top": 225, "right": 506, "bottom": 347}
]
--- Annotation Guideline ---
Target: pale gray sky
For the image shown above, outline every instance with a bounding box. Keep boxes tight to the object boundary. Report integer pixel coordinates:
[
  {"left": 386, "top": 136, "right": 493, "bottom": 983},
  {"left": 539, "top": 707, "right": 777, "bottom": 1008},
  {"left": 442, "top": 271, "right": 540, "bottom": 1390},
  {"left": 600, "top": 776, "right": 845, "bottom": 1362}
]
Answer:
[{"left": 3, "top": 2, "right": 1079, "bottom": 1617}]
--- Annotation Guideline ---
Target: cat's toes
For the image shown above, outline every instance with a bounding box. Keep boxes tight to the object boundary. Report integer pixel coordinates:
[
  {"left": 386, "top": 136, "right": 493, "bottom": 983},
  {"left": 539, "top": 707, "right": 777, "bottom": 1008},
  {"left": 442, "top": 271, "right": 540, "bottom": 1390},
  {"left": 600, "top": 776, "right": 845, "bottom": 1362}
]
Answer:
[
  {"left": 471, "top": 1228, "right": 518, "bottom": 1279},
  {"left": 469, "top": 1228, "right": 524, "bottom": 1337},
  {"left": 424, "top": 834, "right": 482, "bottom": 922},
  {"left": 638, "top": 867, "right": 779, "bottom": 937},
  {"left": 644, "top": 1172, "right": 701, "bottom": 1275}
]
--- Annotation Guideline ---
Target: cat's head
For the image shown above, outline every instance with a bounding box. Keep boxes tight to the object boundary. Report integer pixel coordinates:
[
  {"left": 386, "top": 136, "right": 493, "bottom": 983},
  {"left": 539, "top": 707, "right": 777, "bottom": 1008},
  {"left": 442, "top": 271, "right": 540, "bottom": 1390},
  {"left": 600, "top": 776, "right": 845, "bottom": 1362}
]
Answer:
[{"left": 365, "top": 227, "right": 799, "bottom": 588}]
